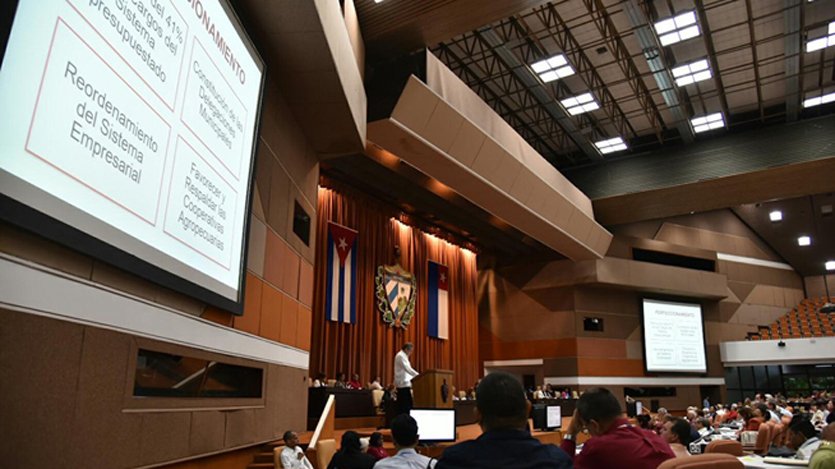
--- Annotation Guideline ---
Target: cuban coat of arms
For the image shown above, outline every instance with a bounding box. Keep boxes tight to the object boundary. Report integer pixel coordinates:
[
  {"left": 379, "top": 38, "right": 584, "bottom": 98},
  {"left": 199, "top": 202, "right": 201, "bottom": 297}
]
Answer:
[{"left": 375, "top": 263, "right": 416, "bottom": 328}]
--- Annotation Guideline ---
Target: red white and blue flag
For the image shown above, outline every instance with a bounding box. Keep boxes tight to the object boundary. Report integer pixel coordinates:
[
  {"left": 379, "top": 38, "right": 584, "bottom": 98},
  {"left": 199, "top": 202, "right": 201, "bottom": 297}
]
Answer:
[
  {"left": 325, "top": 222, "right": 358, "bottom": 323},
  {"left": 427, "top": 260, "right": 449, "bottom": 339}
]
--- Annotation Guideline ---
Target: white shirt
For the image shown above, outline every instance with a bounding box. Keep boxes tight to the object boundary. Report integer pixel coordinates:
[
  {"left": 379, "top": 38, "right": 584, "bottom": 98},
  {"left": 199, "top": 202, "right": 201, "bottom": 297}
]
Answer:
[
  {"left": 369, "top": 380, "right": 383, "bottom": 391},
  {"left": 394, "top": 350, "right": 418, "bottom": 388},
  {"left": 280, "top": 446, "right": 313, "bottom": 469},
  {"left": 373, "top": 448, "right": 435, "bottom": 469},
  {"left": 796, "top": 437, "right": 821, "bottom": 460}
]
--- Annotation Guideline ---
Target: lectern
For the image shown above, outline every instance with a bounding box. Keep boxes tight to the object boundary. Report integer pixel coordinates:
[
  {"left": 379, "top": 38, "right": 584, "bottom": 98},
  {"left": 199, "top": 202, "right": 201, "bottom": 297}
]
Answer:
[{"left": 412, "top": 369, "right": 454, "bottom": 408}]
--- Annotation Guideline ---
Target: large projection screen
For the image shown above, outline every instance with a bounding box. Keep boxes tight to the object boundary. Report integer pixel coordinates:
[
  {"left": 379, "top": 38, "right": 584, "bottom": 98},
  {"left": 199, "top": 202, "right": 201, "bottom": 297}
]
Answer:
[
  {"left": 0, "top": 0, "right": 265, "bottom": 313},
  {"left": 642, "top": 298, "right": 708, "bottom": 374}
]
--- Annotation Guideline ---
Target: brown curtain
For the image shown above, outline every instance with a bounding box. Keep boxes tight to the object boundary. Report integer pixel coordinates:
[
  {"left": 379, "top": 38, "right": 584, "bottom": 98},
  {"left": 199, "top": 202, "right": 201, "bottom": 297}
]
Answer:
[{"left": 310, "top": 185, "right": 480, "bottom": 391}]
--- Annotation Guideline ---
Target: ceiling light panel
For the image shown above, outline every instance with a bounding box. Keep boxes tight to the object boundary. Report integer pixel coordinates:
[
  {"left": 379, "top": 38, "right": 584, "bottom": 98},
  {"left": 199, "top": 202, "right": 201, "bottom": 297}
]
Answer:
[
  {"left": 802, "top": 90, "right": 835, "bottom": 108},
  {"left": 805, "top": 21, "right": 835, "bottom": 52},
  {"left": 672, "top": 59, "right": 711, "bottom": 86},
  {"left": 826, "top": 261, "right": 835, "bottom": 271},
  {"left": 769, "top": 210, "right": 783, "bottom": 222},
  {"left": 530, "top": 54, "right": 575, "bottom": 83},
  {"left": 798, "top": 236, "right": 811, "bottom": 246},
  {"left": 654, "top": 11, "right": 701, "bottom": 46},
  {"left": 691, "top": 113, "right": 725, "bottom": 133},
  {"left": 561, "top": 92, "right": 600, "bottom": 115},
  {"left": 594, "top": 137, "right": 628, "bottom": 155}
]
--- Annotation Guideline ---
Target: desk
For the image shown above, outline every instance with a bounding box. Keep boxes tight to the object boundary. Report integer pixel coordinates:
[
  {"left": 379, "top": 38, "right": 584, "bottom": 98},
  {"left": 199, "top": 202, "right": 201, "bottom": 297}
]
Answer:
[
  {"left": 454, "top": 400, "right": 478, "bottom": 426},
  {"left": 308, "top": 387, "right": 374, "bottom": 428}
]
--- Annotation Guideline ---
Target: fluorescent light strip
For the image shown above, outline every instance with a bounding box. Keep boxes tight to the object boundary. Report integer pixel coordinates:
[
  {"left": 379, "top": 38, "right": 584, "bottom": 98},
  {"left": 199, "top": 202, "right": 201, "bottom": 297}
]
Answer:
[
  {"left": 672, "top": 59, "right": 711, "bottom": 87},
  {"left": 654, "top": 11, "right": 701, "bottom": 46},
  {"left": 691, "top": 112, "right": 724, "bottom": 133},
  {"left": 803, "top": 91, "right": 835, "bottom": 108},
  {"left": 594, "top": 136, "right": 627, "bottom": 155},
  {"left": 561, "top": 92, "right": 599, "bottom": 115},
  {"left": 530, "top": 54, "right": 575, "bottom": 82},
  {"left": 805, "top": 21, "right": 835, "bottom": 52}
]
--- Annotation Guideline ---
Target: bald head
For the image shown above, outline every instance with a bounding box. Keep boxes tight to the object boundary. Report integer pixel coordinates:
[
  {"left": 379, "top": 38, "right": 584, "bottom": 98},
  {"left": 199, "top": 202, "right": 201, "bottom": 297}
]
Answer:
[{"left": 822, "top": 422, "right": 835, "bottom": 442}]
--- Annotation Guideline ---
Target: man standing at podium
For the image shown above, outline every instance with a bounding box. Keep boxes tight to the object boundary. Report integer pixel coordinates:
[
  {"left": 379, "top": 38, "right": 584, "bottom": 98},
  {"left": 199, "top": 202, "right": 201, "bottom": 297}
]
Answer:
[{"left": 394, "top": 342, "right": 419, "bottom": 416}]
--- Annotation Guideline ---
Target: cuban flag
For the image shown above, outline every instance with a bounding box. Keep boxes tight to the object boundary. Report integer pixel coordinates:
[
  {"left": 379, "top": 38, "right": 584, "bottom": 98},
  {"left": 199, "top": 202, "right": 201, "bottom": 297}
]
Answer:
[
  {"left": 325, "top": 222, "right": 357, "bottom": 323},
  {"left": 427, "top": 260, "right": 449, "bottom": 339}
]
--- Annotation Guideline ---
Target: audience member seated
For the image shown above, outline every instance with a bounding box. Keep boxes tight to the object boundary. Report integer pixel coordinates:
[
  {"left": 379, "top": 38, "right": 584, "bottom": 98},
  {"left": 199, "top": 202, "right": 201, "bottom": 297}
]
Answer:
[
  {"left": 280, "top": 431, "right": 314, "bottom": 469},
  {"left": 787, "top": 417, "right": 821, "bottom": 460},
  {"left": 348, "top": 373, "right": 363, "bottom": 390},
  {"left": 334, "top": 372, "right": 349, "bottom": 389},
  {"left": 810, "top": 423, "right": 835, "bottom": 469},
  {"left": 373, "top": 414, "right": 436, "bottom": 469},
  {"left": 637, "top": 414, "right": 652, "bottom": 430},
  {"left": 369, "top": 377, "right": 383, "bottom": 391},
  {"left": 652, "top": 408, "right": 669, "bottom": 434},
  {"left": 312, "top": 373, "right": 327, "bottom": 388},
  {"left": 366, "top": 432, "right": 388, "bottom": 461},
  {"left": 739, "top": 407, "right": 762, "bottom": 431},
  {"left": 662, "top": 418, "right": 692, "bottom": 458},
  {"left": 436, "top": 371, "right": 571, "bottom": 469},
  {"left": 561, "top": 387, "right": 675, "bottom": 469},
  {"left": 726, "top": 403, "right": 739, "bottom": 422},
  {"left": 533, "top": 385, "right": 545, "bottom": 400},
  {"left": 827, "top": 398, "right": 835, "bottom": 425},
  {"left": 695, "top": 418, "right": 712, "bottom": 438},
  {"left": 327, "top": 431, "right": 375, "bottom": 469}
]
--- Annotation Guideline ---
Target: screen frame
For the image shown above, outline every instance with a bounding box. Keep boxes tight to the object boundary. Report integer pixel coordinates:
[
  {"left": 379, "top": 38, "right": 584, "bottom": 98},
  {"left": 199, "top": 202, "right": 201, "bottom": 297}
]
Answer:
[
  {"left": 640, "top": 296, "right": 709, "bottom": 375},
  {"left": 410, "top": 408, "right": 457, "bottom": 443},
  {"left": 0, "top": 0, "right": 266, "bottom": 314},
  {"left": 545, "top": 405, "right": 562, "bottom": 430}
]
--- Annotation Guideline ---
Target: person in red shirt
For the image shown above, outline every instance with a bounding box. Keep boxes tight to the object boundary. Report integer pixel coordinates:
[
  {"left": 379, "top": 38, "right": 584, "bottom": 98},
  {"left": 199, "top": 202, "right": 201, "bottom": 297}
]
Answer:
[
  {"left": 560, "top": 387, "right": 675, "bottom": 469},
  {"left": 347, "top": 373, "right": 363, "bottom": 390},
  {"left": 366, "top": 432, "right": 388, "bottom": 460}
]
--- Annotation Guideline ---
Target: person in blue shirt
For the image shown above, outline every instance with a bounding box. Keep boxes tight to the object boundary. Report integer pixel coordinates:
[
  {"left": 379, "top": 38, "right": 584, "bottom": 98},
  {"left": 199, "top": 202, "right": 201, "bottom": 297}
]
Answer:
[{"left": 436, "top": 371, "right": 572, "bottom": 469}]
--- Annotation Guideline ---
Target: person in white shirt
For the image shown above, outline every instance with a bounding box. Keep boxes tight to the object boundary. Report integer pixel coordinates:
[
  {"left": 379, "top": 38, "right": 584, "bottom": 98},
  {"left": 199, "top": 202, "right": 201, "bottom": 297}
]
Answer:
[
  {"left": 394, "top": 343, "right": 419, "bottom": 416},
  {"left": 280, "top": 431, "right": 313, "bottom": 469},
  {"left": 533, "top": 386, "right": 545, "bottom": 400},
  {"left": 788, "top": 419, "right": 821, "bottom": 460},
  {"left": 373, "top": 414, "right": 435, "bottom": 469},
  {"left": 369, "top": 376, "right": 383, "bottom": 391}
]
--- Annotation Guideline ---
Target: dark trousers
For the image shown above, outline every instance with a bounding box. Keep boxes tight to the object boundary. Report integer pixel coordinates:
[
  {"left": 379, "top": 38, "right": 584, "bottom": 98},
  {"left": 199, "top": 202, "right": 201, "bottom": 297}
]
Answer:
[{"left": 396, "top": 387, "right": 413, "bottom": 416}]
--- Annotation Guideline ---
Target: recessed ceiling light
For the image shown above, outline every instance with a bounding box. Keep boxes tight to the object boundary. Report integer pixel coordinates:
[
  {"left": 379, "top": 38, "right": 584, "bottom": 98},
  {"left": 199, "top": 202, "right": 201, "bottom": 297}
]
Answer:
[
  {"left": 530, "top": 54, "right": 575, "bottom": 83},
  {"left": 374, "top": 0, "right": 384, "bottom": 3},
  {"left": 672, "top": 59, "right": 712, "bottom": 87},
  {"left": 691, "top": 112, "right": 725, "bottom": 133},
  {"left": 798, "top": 236, "right": 811, "bottom": 246},
  {"left": 561, "top": 92, "right": 600, "bottom": 115},
  {"left": 826, "top": 260, "right": 835, "bottom": 271},
  {"left": 654, "top": 11, "right": 701, "bottom": 46},
  {"left": 805, "top": 21, "right": 835, "bottom": 52},
  {"left": 769, "top": 210, "right": 783, "bottom": 222},
  {"left": 594, "top": 136, "right": 628, "bottom": 155},
  {"left": 803, "top": 90, "right": 835, "bottom": 108}
]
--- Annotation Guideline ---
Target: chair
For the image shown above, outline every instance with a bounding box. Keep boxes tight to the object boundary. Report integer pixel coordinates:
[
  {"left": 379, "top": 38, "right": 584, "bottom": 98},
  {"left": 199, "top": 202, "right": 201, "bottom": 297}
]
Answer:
[
  {"left": 705, "top": 440, "right": 743, "bottom": 457},
  {"left": 311, "top": 438, "right": 336, "bottom": 469},
  {"left": 371, "top": 389, "right": 384, "bottom": 410},
  {"left": 750, "top": 425, "right": 772, "bottom": 455},
  {"left": 657, "top": 453, "right": 743, "bottom": 469},
  {"left": 273, "top": 445, "right": 287, "bottom": 468}
]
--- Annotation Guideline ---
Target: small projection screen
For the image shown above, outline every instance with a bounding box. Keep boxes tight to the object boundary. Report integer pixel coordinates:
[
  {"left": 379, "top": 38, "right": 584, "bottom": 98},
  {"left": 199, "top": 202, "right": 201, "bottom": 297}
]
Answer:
[
  {"left": 0, "top": 0, "right": 265, "bottom": 313},
  {"left": 642, "top": 298, "right": 707, "bottom": 374}
]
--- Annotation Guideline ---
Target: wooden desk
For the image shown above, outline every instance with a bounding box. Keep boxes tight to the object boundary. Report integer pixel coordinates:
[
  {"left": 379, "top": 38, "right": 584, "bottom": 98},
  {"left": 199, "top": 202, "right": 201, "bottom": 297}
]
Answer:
[{"left": 307, "top": 388, "right": 374, "bottom": 429}]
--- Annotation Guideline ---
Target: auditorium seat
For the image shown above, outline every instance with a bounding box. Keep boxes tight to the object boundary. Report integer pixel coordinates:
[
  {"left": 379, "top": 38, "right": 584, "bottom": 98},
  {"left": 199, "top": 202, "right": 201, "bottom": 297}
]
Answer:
[
  {"left": 371, "top": 389, "right": 384, "bottom": 410},
  {"left": 750, "top": 296, "right": 835, "bottom": 340},
  {"left": 311, "top": 438, "right": 336, "bottom": 469},
  {"left": 705, "top": 440, "right": 743, "bottom": 457},
  {"left": 657, "top": 453, "right": 743, "bottom": 469},
  {"left": 273, "top": 445, "right": 286, "bottom": 468}
]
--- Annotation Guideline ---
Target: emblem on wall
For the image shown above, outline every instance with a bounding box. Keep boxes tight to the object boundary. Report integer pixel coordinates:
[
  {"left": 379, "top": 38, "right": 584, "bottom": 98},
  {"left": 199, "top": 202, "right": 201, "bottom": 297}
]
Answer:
[{"left": 375, "top": 263, "right": 416, "bottom": 329}]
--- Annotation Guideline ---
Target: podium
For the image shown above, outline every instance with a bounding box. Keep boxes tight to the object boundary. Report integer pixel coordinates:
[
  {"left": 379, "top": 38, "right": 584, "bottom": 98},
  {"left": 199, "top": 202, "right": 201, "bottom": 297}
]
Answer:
[{"left": 412, "top": 369, "right": 454, "bottom": 409}]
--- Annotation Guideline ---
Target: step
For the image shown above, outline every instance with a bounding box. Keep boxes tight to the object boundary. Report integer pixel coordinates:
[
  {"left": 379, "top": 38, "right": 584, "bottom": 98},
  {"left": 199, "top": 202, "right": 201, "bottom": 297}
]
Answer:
[{"left": 253, "top": 451, "right": 275, "bottom": 463}]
